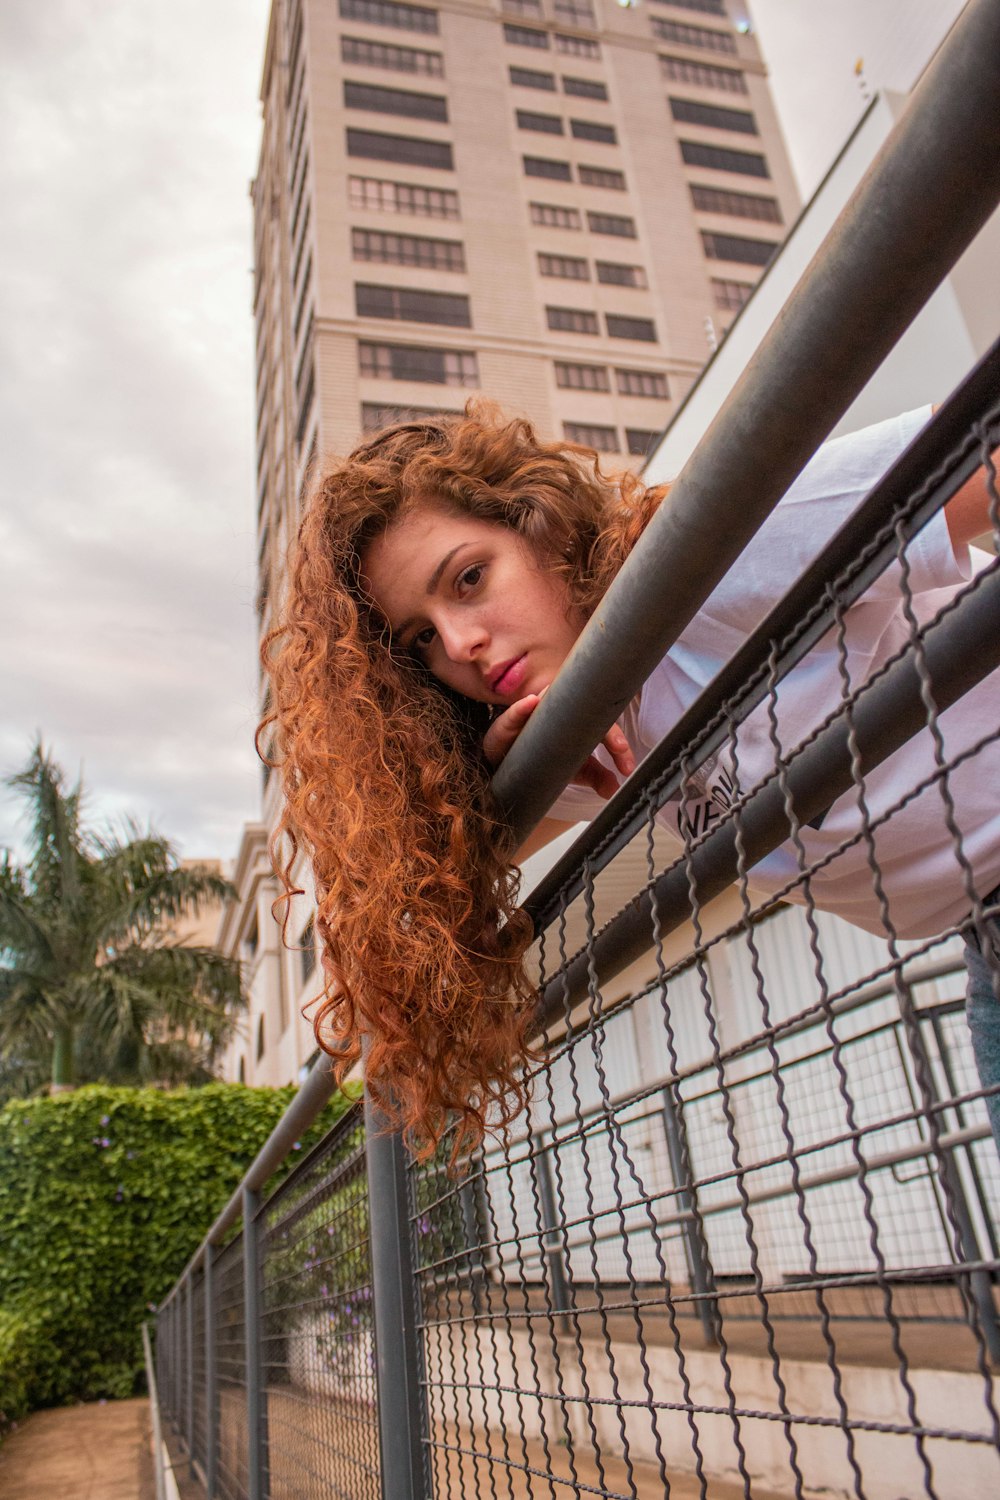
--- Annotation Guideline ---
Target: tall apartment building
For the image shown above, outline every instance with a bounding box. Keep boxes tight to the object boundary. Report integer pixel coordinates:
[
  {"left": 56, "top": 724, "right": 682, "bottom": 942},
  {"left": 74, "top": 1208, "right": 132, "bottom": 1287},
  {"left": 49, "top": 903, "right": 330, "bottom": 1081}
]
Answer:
[{"left": 220, "top": 0, "right": 799, "bottom": 1087}]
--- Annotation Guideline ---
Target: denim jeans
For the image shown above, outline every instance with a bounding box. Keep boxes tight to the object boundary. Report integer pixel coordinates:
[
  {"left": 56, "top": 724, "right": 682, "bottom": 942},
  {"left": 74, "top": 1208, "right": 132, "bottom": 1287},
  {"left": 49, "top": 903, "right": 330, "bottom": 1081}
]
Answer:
[{"left": 965, "top": 885, "right": 1000, "bottom": 1151}]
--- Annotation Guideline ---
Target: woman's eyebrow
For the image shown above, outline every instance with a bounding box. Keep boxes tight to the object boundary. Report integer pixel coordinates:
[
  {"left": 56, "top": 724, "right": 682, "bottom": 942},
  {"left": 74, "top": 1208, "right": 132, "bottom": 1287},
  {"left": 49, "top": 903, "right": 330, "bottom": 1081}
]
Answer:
[
  {"left": 426, "top": 544, "right": 465, "bottom": 596},
  {"left": 395, "top": 544, "right": 469, "bottom": 638}
]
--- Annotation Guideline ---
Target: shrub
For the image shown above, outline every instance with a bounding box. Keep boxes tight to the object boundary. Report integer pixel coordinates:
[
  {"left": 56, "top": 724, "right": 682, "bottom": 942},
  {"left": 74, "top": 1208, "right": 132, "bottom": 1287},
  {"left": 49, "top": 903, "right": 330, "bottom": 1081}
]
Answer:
[{"left": 0, "top": 1082, "right": 352, "bottom": 1430}]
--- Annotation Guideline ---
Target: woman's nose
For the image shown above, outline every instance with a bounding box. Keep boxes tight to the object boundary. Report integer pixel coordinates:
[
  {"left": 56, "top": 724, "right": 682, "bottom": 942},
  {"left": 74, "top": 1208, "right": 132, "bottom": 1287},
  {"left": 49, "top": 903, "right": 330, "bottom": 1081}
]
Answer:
[{"left": 440, "top": 615, "right": 487, "bottom": 662}]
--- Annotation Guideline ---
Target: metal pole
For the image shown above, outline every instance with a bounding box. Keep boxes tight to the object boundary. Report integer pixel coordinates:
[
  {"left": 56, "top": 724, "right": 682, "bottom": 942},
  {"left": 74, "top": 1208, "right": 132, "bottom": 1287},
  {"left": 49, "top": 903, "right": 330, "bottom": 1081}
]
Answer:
[
  {"left": 533, "top": 1135, "right": 572, "bottom": 1334},
  {"left": 142, "top": 1322, "right": 168, "bottom": 1500},
  {"left": 185, "top": 1274, "right": 195, "bottom": 1474},
  {"left": 364, "top": 1090, "right": 427, "bottom": 1500},
  {"left": 896, "top": 988, "right": 1000, "bottom": 1362},
  {"left": 492, "top": 0, "right": 1000, "bottom": 843},
  {"left": 243, "top": 1186, "right": 269, "bottom": 1500},
  {"left": 659, "top": 1087, "right": 719, "bottom": 1344},
  {"left": 534, "top": 559, "right": 1000, "bottom": 1025},
  {"left": 205, "top": 1244, "right": 218, "bottom": 1499},
  {"left": 458, "top": 1177, "right": 487, "bottom": 1318}
]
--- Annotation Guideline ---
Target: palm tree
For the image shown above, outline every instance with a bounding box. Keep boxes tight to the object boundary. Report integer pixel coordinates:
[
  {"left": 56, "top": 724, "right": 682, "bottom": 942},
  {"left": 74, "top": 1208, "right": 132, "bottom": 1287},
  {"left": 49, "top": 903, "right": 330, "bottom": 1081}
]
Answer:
[{"left": 0, "top": 743, "right": 245, "bottom": 1096}]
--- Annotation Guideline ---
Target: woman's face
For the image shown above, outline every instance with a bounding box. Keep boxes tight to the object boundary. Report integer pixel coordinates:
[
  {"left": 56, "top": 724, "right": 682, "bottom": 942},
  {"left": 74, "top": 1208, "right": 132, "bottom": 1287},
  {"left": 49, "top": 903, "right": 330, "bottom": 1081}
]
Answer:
[{"left": 361, "top": 503, "right": 584, "bottom": 705}]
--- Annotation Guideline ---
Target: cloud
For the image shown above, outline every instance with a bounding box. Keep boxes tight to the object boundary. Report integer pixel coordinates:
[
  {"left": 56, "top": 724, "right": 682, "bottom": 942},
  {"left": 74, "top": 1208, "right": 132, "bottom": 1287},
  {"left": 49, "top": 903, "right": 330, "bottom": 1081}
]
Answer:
[{"left": 0, "top": 0, "right": 270, "bottom": 860}]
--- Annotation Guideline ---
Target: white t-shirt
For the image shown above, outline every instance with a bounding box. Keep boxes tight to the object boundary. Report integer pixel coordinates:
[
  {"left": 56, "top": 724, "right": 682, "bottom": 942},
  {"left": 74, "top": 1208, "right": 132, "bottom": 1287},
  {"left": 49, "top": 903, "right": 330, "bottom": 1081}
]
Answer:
[{"left": 549, "top": 409, "right": 1000, "bottom": 939}]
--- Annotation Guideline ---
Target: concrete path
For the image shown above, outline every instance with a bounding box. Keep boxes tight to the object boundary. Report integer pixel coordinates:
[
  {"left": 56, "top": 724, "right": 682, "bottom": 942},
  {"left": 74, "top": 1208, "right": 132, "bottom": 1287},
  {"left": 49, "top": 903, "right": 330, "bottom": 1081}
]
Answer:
[{"left": 0, "top": 1398, "right": 155, "bottom": 1500}]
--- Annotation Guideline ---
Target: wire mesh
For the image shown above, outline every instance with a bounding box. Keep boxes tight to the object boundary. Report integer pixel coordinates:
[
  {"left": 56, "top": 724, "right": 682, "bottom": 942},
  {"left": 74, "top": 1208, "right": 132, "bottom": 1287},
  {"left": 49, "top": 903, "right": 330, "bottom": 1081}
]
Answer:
[
  {"left": 153, "top": 398, "right": 1000, "bottom": 1499},
  {"left": 258, "top": 1105, "right": 379, "bottom": 1500},
  {"left": 409, "top": 400, "right": 1000, "bottom": 1498}
]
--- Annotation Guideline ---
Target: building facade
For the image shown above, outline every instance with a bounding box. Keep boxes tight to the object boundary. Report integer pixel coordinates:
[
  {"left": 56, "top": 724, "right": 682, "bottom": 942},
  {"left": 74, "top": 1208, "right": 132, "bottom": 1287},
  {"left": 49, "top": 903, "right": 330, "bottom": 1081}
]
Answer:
[{"left": 220, "top": 0, "right": 799, "bottom": 1086}]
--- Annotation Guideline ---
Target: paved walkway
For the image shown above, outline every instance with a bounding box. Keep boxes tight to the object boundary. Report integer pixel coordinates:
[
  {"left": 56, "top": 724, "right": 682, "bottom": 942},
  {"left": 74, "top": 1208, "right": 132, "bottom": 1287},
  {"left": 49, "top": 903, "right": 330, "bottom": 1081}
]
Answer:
[{"left": 0, "top": 1398, "right": 155, "bottom": 1500}]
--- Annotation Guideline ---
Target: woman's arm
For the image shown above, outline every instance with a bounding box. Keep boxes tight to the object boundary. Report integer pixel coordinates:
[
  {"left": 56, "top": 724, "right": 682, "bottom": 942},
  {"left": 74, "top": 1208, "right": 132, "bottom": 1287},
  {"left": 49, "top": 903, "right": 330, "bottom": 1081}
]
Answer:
[
  {"left": 516, "top": 816, "right": 579, "bottom": 862},
  {"left": 945, "top": 456, "right": 999, "bottom": 552}
]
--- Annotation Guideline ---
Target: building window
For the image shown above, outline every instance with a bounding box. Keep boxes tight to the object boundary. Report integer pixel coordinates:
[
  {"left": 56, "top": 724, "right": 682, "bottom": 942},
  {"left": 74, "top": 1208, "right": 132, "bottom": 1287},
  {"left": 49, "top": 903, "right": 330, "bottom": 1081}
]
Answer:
[
  {"left": 562, "top": 76, "right": 608, "bottom": 100},
  {"left": 362, "top": 401, "right": 461, "bottom": 430},
  {"left": 356, "top": 282, "right": 472, "bottom": 325},
  {"left": 679, "top": 139, "right": 769, "bottom": 177},
  {"left": 344, "top": 80, "right": 449, "bottom": 121},
  {"left": 659, "top": 53, "right": 747, "bottom": 93},
  {"left": 341, "top": 35, "right": 445, "bottom": 74},
  {"left": 554, "top": 33, "right": 601, "bottom": 58},
  {"left": 299, "top": 917, "right": 316, "bottom": 986},
  {"left": 570, "top": 118, "right": 617, "bottom": 144},
  {"left": 352, "top": 227, "right": 466, "bottom": 270},
  {"left": 606, "top": 313, "right": 657, "bottom": 341},
  {"left": 616, "top": 367, "right": 669, "bottom": 398},
  {"left": 359, "top": 341, "right": 480, "bottom": 385},
  {"left": 587, "top": 209, "right": 637, "bottom": 237},
  {"left": 347, "top": 128, "right": 454, "bottom": 170},
  {"left": 553, "top": 0, "right": 596, "bottom": 25},
  {"left": 555, "top": 360, "right": 609, "bottom": 390},
  {"left": 349, "top": 174, "right": 461, "bottom": 218},
  {"left": 711, "top": 275, "right": 753, "bottom": 311},
  {"left": 530, "top": 201, "right": 582, "bottom": 229},
  {"left": 524, "top": 155, "right": 573, "bottom": 180},
  {"left": 502, "top": 0, "right": 543, "bottom": 13},
  {"left": 669, "top": 96, "right": 757, "bottom": 135},
  {"left": 578, "top": 164, "right": 626, "bottom": 190},
  {"left": 650, "top": 0, "right": 726, "bottom": 13},
  {"left": 295, "top": 364, "right": 315, "bottom": 448},
  {"left": 517, "top": 109, "right": 565, "bottom": 134},
  {"left": 503, "top": 23, "right": 550, "bottom": 48},
  {"left": 650, "top": 17, "right": 736, "bottom": 53},
  {"left": 626, "top": 427, "right": 661, "bottom": 457},
  {"left": 690, "top": 183, "right": 782, "bottom": 223},
  {"left": 546, "top": 305, "right": 600, "bottom": 334},
  {"left": 256, "top": 1015, "right": 266, "bottom": 1061},
  {"left": 701, "top": 230, "right": 776, "bottom": 265},
  {"left": 596, "top": 260, "right": 647, "bottom": 287},
  {"left": 538, "top": 251, "right": 590, "bottom": 279},
  {"left": 564, "top": 421, "right": 619, "bottom": 451},
  {"left": 510, "top": 65, "right": 556, "bottom": 90},
  {"left": 339, "top": 0, "right": 439, "bottom": 33}
]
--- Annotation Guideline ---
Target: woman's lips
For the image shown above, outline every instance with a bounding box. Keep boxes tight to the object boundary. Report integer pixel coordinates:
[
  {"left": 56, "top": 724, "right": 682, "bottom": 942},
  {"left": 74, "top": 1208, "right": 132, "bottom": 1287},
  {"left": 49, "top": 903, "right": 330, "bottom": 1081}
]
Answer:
[{"left": 490, "top": 654, "right": 528, "bottom": 697}]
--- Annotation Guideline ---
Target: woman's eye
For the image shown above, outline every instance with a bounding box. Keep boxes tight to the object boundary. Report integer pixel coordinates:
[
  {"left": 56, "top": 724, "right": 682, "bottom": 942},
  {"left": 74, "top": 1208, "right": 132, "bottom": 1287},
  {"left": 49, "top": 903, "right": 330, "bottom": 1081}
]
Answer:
[
  {"left": 411, "top": 625, "right": 436, "bottom": 653},
  {"left": 458, "top": 564, "right": 484, "bottom": 591}
]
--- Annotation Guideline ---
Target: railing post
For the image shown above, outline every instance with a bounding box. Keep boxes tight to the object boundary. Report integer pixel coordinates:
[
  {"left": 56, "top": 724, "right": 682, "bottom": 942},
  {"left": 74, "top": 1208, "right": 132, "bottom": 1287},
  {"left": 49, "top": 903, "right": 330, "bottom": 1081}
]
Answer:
[
  {"left": 364, "top": 1090, "right": 427, "bottom": 1500},
  {"left": 205, "top": 1244, "right": 218, "bottom": 1499},
  {"left": 243, "top": 1186, "right": 270, "bottom": 1500},
  {"left": 660, "top": 1085, "right": 720, "bottom": 1345},
  {"left": 458, "top": 1175, "right": 487, "bottom": 1317},
  {"left": 533, "top": 1134, "right": 572, "bottom": 1334},
  {"left": 899, "top": 995, "right": 1000, "bottom": 1362},
  {"left": 185, "top": 1274, "right": 195, "bottom": 1474}
]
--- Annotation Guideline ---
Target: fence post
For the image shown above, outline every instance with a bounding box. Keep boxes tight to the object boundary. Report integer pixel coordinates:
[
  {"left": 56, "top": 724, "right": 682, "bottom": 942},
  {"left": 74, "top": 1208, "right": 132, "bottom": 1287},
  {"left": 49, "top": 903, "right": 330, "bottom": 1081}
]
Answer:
[
  {"left": 205, "top": 1244, "right": 218, "bottom": 1499},
  {"left": 533, "top": 1135, "right": 572, "bottom": 1334},
  {"left": 660, "top": 1085, "right": 720, "bottom": 1344},
  {"left": 899, "top": 994, "right": 1000, "bottom": 1362},
  {"left": 185, "top": 1274, "right": 195, "bottom": 1475},
  {"left": 364, "top": 1090, "right": 427, "bottom": 1500},
  {"left": 243, "top": 1186, "right": 270, "bottom": 1500}
]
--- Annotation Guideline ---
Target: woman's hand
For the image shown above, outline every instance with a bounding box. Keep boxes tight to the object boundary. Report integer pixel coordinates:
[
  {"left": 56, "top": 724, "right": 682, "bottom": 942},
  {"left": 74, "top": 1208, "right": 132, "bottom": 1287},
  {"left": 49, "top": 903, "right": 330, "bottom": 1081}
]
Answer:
[{"left": 483, "top": 692, "right": 636, "bottom": 799}]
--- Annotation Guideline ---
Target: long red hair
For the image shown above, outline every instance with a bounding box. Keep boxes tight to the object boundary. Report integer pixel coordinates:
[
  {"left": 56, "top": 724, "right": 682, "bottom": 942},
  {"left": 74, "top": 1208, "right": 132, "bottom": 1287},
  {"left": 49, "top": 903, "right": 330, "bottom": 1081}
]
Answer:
[{"left": 261, "top": 403, "right": 661, "bottom": 1159}]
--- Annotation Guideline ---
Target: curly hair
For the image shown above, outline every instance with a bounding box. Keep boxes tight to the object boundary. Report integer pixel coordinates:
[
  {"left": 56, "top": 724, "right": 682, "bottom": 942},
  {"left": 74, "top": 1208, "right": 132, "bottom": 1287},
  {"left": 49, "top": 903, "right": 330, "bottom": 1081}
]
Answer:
[{"left": 261, "top": 401, "right": 662, "bottom": 1161}]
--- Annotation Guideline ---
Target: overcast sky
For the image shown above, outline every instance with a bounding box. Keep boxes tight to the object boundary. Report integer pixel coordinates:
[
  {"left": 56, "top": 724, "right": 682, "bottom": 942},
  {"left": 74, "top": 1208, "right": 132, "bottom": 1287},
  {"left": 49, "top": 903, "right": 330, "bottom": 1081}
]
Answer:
[{"left": 0, "top": 0, "right": 969, "bottom": 865}]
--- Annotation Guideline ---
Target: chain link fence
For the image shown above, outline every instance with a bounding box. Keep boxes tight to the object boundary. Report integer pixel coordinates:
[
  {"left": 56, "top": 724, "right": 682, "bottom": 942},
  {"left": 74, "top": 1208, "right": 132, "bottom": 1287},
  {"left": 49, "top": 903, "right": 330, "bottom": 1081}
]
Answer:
[{"left": 154, "top": 360, "right": 1000, "bottom": 1500}]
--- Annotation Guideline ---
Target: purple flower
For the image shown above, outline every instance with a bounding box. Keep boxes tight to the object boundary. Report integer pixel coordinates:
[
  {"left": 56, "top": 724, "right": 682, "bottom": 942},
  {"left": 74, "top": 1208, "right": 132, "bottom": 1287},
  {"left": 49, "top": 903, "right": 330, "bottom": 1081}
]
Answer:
[
  {"left": 319, "top": 1284, "right": 328, "bottom": 1297},
  {"left": 99, "top": 1115, "right": 110, "bottom": 1126},
  {"left": 417, "top": 1215, "right": 431, "bottom": 1236}
]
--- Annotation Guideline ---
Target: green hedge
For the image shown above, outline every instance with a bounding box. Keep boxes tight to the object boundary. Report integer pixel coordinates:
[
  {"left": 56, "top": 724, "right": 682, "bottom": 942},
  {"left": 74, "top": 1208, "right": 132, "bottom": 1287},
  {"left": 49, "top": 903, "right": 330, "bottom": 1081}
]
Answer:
[{"left": 0, "top": 1082, "right": 352, "bottom": 1431}]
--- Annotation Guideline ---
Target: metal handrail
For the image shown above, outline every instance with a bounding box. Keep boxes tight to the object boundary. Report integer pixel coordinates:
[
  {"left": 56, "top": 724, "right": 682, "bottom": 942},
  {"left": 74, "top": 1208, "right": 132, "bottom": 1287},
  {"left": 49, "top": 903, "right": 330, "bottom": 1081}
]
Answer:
[{"left": 490, "top": 0, "right": 1000, "bottom": 845}]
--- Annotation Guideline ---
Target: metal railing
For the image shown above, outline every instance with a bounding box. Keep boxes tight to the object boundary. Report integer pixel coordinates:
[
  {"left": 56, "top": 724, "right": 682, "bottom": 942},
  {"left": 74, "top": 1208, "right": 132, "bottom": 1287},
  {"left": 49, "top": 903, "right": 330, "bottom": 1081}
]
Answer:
[{"left": 154, "top": 2, "right": 1000, "bottom": 1495}]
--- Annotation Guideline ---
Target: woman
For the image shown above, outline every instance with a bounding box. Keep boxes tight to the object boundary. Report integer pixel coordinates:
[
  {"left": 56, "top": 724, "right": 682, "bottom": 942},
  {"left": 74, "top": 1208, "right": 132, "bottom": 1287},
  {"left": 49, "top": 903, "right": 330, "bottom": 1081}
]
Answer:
[{"left": 263, "top": 403, "right": 1000, "bottom": 1157}]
